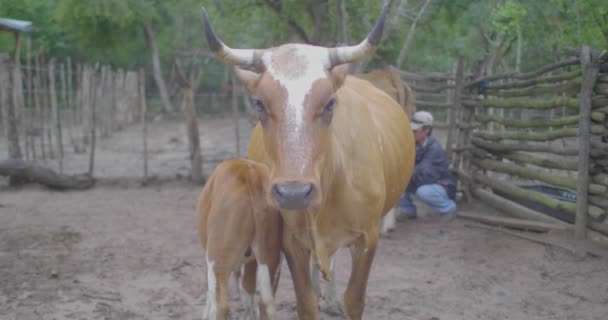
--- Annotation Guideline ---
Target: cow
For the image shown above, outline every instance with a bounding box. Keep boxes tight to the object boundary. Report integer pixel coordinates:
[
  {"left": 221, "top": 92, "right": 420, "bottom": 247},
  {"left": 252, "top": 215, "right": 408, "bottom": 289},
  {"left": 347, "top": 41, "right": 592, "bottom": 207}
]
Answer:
[
  {"left": 355, "top": 68, "right": 415, "bottom": 119},
  {"left": 354, "top": 68, "right": 416, "bottom": 236},
  {"left": 196, "top": 158, "right": 282, "bottom": 320},
  {"left": 201, "top": 2, "right": 415, "bottom": 319}
]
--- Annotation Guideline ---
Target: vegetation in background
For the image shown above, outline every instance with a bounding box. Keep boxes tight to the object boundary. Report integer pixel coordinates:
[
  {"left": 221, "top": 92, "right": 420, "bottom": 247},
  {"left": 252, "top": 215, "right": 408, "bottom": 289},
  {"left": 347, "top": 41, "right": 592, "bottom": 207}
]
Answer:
[{"left": 1, "top": 0, "right": 606, "bottom": 92}]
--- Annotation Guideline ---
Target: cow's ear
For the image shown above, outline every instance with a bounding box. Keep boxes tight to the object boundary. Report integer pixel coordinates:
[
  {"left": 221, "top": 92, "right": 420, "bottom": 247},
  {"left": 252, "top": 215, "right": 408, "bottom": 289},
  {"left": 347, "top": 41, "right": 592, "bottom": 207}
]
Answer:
[
  {"left": 328, "top": 63, "right": 351, "bottom": 90},
  {"left": 234, "top": 67, "right": 262, "bottom": 94}
]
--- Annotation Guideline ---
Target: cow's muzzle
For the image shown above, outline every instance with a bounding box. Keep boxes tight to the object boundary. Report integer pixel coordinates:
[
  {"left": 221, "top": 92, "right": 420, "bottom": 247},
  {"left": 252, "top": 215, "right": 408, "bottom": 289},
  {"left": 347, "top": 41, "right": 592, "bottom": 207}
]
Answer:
[{"left": 272, "top": 182, "right": 315, "bottom": 210}]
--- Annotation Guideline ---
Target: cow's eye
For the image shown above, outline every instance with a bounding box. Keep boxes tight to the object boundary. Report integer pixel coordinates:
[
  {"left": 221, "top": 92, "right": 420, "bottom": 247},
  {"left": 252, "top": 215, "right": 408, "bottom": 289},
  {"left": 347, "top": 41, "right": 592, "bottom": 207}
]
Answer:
[
  {"left": 324, "top": 98, "right": 336, "bottom": 113},
  {"left": 254, "top": 99, "right": 266, "bottom": 113}
]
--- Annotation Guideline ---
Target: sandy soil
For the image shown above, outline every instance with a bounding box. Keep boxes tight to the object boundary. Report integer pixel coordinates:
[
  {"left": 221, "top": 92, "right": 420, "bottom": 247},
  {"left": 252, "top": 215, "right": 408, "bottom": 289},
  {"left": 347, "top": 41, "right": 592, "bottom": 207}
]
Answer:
[{"left": 1, "top": 117, "right": 608, "bottom": 320}]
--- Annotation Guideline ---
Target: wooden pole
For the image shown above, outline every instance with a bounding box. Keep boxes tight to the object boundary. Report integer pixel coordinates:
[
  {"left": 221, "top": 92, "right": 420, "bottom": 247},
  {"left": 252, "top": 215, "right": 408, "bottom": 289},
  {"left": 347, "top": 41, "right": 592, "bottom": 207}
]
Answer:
[
  {"left": 41, "top": 49, "right": 54, "bottom": 158},
  {"left": 446, "top": 56, "right": 465, "bottom": 164},
  {"left": 139, "top": 69, "right": 148, "bottom": 182},
  {"left": 575, "top": 46, "right": 600, "bottom": 240},
  {"left": 8, "top": 32, "right": 23, "bottom": 162},
  {"left": 88, "top": 66, "right": 98, "bottom": 176},
  {"left": 25, "top": 37, "right": 33, "bottom": 160},
  {"left": 49, "top": 59, "right": 64, "bottom": 173}
]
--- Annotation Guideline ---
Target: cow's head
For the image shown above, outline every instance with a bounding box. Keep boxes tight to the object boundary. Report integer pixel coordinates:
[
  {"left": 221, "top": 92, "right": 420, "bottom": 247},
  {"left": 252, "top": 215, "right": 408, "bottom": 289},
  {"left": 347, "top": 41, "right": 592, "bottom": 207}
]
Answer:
[{"left": 202, "top": 4, "right": 388, "bottom": 210}]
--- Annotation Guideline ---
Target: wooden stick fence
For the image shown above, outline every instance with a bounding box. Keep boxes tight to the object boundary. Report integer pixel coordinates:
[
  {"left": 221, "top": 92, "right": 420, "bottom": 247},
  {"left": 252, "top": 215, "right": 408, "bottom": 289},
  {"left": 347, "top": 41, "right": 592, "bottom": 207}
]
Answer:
[{"left": 449, "top": 46, "right": 608, "bottom": 241}]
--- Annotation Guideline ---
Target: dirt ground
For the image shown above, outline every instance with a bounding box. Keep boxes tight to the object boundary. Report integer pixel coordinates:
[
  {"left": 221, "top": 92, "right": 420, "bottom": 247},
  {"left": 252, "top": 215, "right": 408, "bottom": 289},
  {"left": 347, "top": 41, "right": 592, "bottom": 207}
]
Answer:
[{"left": 1, "top": 118, "right": 608, "bottom": 320}]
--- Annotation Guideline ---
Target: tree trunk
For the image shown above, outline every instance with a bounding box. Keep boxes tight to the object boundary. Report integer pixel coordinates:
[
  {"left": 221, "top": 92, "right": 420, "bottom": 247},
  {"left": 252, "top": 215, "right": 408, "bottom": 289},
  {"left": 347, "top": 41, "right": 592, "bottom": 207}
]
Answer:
[
  {"left": 395, "top": 0, "right": 432, "bottom": 68},
  {"left": 173, "top": 58, "right": 202, "bottom": 183},
  {"left": 9, "top": 32, "right": 23, "bottom": 163},
  {"left": 336, "top": 0, "right": 349, "bottom": 44},
  {"left": 139, "top": 69, "right": 148, "bottom": 181},
  {"left": 143, "top": 22, "right": 175, "bottom": 114}
]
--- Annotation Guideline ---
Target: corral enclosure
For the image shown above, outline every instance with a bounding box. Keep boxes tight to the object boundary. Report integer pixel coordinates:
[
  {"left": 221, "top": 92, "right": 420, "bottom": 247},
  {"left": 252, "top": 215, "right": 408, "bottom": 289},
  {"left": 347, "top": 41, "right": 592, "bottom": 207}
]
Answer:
[{"left": 2, "top": 39, "right": 608, "bottom": 320}]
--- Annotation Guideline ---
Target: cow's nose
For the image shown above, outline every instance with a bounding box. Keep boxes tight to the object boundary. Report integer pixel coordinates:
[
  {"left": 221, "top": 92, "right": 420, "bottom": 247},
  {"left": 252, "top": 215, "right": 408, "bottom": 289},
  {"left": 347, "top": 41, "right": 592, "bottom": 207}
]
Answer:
[{"left": 272, "top": 182, "right": 315, "bottom": 210}]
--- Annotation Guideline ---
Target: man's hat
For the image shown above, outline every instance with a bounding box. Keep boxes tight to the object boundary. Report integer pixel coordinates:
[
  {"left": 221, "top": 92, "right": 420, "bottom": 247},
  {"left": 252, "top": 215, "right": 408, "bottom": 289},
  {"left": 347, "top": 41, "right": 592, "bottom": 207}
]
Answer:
[{"left": 410, "top": 111, "right": 433, "bottom": 130}]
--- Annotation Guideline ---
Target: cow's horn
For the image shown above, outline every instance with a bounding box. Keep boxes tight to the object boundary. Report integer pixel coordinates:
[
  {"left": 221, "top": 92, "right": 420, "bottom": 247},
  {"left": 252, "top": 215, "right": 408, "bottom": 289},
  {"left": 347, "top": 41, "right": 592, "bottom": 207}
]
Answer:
[
  {"left": 327, "top": 1, "right": 389, "bottom": 68},
  {"left": 201, "top": 8, "right": 265, "bottom": 71}
]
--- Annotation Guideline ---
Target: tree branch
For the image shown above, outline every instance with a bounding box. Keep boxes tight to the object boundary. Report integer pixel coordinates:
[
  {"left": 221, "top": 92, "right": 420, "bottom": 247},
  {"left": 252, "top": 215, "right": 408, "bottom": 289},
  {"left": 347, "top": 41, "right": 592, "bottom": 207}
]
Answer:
[{"left": 261, "top": 0, "right": 311, "bottom": 44}]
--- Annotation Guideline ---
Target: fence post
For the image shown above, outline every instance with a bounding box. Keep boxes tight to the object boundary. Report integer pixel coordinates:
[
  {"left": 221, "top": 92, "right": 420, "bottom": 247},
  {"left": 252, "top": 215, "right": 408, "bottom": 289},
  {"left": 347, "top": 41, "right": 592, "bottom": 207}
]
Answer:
[
  {"left": 575, "top": 46, "right": 601, "bottom": 240},
  {"left": 139, "top": 69, "right": 148, "bottom": 182},
  {"left": 447, "top": 56, "right": 465, "bottom": 163}
]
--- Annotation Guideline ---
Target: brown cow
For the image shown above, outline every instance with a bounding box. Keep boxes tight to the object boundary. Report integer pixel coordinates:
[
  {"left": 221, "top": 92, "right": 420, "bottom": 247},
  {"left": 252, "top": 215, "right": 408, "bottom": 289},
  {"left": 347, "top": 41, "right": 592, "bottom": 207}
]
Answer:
[
  {"left": 202, "top": 3, "right": 415, "bottom": 319},
  {"left": 197, "top": 158, "right": 282, "bottom": 320},
  {"left": 355, "top": 68, "right": 415, "bottom": 118},
  {"left": 354, "top": 68, "right": 416, "bottom": 236}
]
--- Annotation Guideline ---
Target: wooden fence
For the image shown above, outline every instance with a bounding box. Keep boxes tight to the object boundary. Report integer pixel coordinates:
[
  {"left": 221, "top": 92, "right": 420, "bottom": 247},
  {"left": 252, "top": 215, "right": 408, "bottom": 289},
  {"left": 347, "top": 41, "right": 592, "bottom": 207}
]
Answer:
[
  {"left": 0, "top": 52, "right": 144, "bottom": 177},
  {"left": 419, "top": 46, "right": 608, "bottom": 241}
]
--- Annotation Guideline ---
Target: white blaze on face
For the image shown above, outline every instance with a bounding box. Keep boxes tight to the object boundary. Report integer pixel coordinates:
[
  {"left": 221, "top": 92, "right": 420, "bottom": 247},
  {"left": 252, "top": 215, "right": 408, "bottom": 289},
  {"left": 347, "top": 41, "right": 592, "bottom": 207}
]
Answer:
[{"left": 264, "top": 45, "right": 330, "bottom": 174}]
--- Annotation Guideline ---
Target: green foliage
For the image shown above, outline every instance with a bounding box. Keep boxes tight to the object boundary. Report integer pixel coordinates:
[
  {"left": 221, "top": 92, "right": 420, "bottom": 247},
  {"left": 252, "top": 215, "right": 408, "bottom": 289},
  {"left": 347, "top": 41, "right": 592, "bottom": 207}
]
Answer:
[{"left": 2, "top": 0, "right": 607, "bottom": 84}]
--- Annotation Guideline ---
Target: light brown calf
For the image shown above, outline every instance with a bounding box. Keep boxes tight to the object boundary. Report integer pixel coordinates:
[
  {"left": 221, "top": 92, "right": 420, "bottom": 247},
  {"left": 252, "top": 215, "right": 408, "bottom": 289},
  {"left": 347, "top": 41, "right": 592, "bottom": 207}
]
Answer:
[{"left": 197, "top": 158, "right": 282, "bottom": 320}]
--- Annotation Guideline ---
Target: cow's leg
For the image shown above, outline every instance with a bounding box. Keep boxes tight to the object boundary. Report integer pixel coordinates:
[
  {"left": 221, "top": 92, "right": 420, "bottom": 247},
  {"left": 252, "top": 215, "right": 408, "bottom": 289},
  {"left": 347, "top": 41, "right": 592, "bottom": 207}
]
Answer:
[
  {"left": 241, "top": 260, "right": 258, "bottom": 320},
  {"left": 283, "top": 234, "right": 318, "bottom": 319},
  {"left": 380, "top": 207, "right": 397, "bottom": 236},
  {"left": 343, "top": 234, "right": 379, "bottom": 320}
]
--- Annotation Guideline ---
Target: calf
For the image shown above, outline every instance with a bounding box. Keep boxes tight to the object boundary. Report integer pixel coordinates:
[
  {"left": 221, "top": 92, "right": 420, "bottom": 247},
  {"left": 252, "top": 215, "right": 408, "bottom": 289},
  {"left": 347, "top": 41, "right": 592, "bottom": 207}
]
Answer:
[{"left": 197, "top": 158, "right": 282, "bottom": 320}]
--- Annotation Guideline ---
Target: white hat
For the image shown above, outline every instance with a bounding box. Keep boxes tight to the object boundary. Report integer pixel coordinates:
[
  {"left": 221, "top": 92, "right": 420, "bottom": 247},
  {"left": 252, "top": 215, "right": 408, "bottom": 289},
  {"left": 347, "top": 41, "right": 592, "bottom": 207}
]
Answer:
[{"left": 410, "top": 111, "right": 433, "bottom": 130}]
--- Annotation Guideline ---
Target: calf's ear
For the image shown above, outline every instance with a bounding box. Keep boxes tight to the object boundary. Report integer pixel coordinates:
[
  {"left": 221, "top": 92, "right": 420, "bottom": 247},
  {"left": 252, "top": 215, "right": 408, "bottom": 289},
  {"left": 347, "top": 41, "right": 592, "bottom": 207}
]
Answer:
[
  {"left": 234, "top": 67, "right": 262, "bottom": 95},
  {"left": 328, "top": 63, "right": 351, "bottom": 90}
]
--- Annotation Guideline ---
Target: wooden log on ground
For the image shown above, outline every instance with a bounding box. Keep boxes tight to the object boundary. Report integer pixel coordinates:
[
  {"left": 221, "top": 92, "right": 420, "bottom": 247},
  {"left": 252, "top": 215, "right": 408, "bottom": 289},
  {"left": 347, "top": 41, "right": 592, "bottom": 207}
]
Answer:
[
  {"left": 0, "top": 158, "right": 95, "bottom": 189},
  {"left": 473, "top": 158, "right": 607, "bottom": 195},
  {"left": 471, "top": 137, "right": 578, "bottom": 156},
  {"left": 457, "top": 211, "right": 570, "bottom": 232},
  {"left": 472, "top": 188, "right": 608, "bottom": 246},
  {"left": 475, "top": 114, "right": 579, "bottom": 128},
  {"left": 473, "top": 172, "right": 605, "bottom": 220}
]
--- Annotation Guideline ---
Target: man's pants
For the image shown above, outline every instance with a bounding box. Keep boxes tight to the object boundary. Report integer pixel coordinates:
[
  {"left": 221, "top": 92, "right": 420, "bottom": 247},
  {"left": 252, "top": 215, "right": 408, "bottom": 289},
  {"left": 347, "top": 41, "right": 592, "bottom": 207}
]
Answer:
[{"left": 398, "top": 183, "right": 456, "bottom": 217}]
